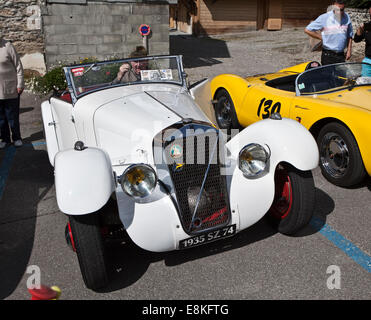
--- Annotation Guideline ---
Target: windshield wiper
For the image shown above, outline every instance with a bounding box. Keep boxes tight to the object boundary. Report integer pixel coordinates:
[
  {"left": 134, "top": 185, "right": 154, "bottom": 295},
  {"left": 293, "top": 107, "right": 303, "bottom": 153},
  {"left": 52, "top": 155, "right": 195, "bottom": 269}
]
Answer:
[{"left": 81, "top": 63, "right": 98, "bottom": 77}]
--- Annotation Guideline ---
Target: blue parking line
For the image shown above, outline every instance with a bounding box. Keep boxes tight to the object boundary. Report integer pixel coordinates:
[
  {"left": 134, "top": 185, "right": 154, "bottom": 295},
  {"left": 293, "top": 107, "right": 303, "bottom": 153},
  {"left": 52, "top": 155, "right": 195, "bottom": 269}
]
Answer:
[
  {"left": 0, "top": 146, "right": 16, "bottom": 201},
  {"left": 310, "top": 216, "right": 371, "bottom": 273},
  {"left": 26, "top": 141, "right": 46, "bottom": 147}
]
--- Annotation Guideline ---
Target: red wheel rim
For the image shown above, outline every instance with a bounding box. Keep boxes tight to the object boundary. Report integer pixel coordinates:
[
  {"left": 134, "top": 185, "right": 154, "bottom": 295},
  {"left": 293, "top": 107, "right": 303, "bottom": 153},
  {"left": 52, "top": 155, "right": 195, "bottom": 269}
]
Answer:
[
  {"left": 66, "top": 222, "right": 76, "bottom": 252},
  {"left": 269, "top": 168, "right": 293, "bottom": 220}
]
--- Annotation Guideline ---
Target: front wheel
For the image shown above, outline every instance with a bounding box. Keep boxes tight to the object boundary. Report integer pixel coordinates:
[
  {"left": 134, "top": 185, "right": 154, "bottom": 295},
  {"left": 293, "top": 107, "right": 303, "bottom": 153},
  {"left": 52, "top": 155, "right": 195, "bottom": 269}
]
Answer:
[
  {"left": 268, "top": 164, "right": 315, "bottom": 235},
  {"left": 68, "top": 214, "right": 109, "bottom": 290},
  {"left": 214, "top": 89, "right": 241, "bottom": 130}
]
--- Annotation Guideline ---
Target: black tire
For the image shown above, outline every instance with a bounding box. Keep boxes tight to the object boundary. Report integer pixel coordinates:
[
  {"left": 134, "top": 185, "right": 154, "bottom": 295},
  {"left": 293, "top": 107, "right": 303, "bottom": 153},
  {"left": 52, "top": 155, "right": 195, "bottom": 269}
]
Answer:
[
  {"left": 268, "top": 164, "right": 315, "bottom": 235},
  {"left": 214, "top": 89, "right": 241, "bottom": 130},
  {"left": 68, "top": 214, "right": 109, "bottom": 290},
  {"left": 317, "top": 122, "right": 366, "bottom": 187}
]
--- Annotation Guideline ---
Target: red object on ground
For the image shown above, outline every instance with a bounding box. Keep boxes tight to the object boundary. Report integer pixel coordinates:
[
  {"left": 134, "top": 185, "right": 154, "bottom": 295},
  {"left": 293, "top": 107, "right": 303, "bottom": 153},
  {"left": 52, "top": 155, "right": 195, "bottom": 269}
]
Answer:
[{"left": 28, "top": 285, "right": 58, "bottom": 300}]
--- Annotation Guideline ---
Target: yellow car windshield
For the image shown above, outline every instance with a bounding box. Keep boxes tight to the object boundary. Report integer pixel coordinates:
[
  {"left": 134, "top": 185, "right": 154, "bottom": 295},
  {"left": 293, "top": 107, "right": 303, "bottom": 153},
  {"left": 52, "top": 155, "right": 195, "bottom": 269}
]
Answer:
[{"left": 296, "top": 62, "right": 371, "bottom": 95}]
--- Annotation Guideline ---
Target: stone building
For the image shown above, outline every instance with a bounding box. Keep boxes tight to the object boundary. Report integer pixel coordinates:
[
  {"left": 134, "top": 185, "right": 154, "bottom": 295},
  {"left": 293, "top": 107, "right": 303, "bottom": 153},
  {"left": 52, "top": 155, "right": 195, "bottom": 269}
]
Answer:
[
  {"left": 0, "top": 0, "right": 173, "bottom": 74},
  {"left": 0, "top": 0, "right": 45, "bottom": 74}
]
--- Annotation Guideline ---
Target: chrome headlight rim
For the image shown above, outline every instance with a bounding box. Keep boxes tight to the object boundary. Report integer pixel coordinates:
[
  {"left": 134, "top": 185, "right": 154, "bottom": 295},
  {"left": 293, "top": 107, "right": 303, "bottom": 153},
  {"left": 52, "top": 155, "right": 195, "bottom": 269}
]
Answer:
[
  {"left": 120, "top": 163, "right": 158, "bottom": 198},
  {"left": 238, "top": 143, "right": 270, "bottom": 178}
]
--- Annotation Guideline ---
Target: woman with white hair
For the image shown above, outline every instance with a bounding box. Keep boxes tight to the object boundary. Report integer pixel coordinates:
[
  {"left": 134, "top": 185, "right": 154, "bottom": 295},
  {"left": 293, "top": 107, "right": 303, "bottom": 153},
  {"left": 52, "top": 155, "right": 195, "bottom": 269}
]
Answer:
[{"left": 0, "top": 35, "right": 24, "bottom": 149}]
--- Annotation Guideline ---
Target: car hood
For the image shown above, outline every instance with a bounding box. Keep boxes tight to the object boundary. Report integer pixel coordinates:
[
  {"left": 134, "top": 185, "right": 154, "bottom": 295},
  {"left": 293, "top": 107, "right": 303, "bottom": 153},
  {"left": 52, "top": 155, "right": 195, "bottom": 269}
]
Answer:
[
  {"left": 93, "top": 90, "right": 210, "bottom": 166},
  {"left": 318, "top": 87, "right": 371, "bottom": 112}
]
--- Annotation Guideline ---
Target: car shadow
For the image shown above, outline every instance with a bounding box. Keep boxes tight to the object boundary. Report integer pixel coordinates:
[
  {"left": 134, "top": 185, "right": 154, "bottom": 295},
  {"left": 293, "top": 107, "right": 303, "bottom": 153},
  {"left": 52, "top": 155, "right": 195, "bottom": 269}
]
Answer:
[
  {"left": 294, "top": 187, "right": 335, "bottom": 237},
  {"left": 169, "top": 33, "right": 230, "bottom": 69},
  {"left": 99, "top": 218, "right": 276, "bottom": 293},
  {"left": 0, "top": 135, "right": 53, "bottom": 299},
  {"left": 19, "top": 107, "right": 34, "bottom": 115},
  {"left": 98, "top": 187, "right": 335, "bottom": 292},
  {"left": 345, "top": 176, "right": 371, "bottom": 191}
]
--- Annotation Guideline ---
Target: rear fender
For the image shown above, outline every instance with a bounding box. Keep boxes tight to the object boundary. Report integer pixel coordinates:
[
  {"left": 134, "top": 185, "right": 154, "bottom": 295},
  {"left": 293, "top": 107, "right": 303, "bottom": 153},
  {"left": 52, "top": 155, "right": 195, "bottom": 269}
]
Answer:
[{"left": 55, "top": 146, "right": 115, "bottom": 214}]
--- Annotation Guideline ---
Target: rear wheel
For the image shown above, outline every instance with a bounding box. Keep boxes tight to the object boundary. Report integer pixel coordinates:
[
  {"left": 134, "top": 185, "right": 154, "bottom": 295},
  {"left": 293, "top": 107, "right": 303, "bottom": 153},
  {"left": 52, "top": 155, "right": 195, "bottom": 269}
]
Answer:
[
  {"left": 317, "top": 122, "right": 366, "bottom": 187},
  {"left": 268, "top": 164, "right": 315, "bottom": 235},
  {"left": 68, "top": 214, "right": 109, "bottom": 290}
]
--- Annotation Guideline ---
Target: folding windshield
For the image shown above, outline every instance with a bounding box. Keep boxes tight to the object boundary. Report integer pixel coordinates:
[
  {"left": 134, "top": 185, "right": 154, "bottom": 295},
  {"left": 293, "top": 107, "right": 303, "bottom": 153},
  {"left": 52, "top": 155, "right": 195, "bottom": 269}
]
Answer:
[
  {"left": 295, "top": 62, "right": 371, "bottom": 96},
  {"left": 63, "top": 55, "right": 185, "bottom": 102}
]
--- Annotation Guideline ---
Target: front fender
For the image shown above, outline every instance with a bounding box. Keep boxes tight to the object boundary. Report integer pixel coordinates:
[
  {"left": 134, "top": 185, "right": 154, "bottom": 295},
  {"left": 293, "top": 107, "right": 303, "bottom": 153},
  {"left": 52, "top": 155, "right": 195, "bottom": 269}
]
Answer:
[
  {"left": 226, "top": 118, "right": 318, "bottom": 230},
  {"left": 227, "top": 117, "right": 319, "bottom": 171},
  {"left": 55, "top": 147, "right": 115, "bottom": 214},
  {"left": 210, "top": 74, "right": 251, "bottom": 115}
]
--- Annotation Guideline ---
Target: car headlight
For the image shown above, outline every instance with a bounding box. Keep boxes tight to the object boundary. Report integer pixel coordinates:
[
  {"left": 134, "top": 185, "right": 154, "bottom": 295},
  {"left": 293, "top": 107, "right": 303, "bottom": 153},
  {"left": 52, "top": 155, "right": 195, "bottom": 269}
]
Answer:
[
  {"left": 238, "top": 143, "right": 270, "bottom": 177},
  {"left": 121, "top": 164, "right": 157, "bottom": 198}
]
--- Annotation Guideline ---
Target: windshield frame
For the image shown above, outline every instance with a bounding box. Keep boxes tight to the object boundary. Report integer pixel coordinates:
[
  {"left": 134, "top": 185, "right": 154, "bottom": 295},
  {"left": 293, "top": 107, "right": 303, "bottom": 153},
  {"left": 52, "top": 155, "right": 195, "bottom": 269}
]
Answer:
[
  {"left": 63, "top": 55, "right": 186, "bottom": 104},
  {"left": 295, "top": 62, "right": 371, "bottom": 96}
]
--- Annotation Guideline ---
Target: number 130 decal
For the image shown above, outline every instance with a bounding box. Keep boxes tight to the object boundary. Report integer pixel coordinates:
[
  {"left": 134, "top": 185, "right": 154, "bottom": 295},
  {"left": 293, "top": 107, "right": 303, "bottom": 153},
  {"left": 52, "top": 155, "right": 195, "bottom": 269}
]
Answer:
[{"left": 257, "top": 98, "right": 281, "bottom": 119}]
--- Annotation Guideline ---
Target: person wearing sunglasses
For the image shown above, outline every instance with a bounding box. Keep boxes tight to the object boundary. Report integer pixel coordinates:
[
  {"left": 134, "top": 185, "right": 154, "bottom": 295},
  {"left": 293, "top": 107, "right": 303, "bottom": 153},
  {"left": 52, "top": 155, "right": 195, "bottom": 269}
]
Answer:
[
  {"left": 114, "top": 46, "right": 148, "bottom": 83},
  {"left": 305, "top": 0, "right": 353, "bottom": 65}
]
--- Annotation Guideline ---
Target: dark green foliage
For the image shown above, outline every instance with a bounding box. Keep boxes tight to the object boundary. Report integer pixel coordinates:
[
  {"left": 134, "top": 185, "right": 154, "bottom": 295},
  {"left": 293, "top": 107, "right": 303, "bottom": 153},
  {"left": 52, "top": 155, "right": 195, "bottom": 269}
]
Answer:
[
  {"left": 32, "top": 65, "right": 66, "bottom": 95},
  {"left": 30, "top": 57, "right": 99, "bottom": 95}
]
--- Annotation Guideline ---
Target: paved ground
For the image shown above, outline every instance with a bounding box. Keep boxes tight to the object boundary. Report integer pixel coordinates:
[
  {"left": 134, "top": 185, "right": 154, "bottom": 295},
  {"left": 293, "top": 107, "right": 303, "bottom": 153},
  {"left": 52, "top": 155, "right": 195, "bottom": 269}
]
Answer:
[{"left": 1, "top": 28, "right": 370, "bottom": 301}]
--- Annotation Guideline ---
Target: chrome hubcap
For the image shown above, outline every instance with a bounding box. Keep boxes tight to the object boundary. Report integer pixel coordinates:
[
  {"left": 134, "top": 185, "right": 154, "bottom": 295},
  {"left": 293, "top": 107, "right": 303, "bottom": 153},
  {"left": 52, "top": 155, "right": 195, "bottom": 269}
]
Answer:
[
  {"left": 320, "top": 133, "right": 349, "bottom": 178},
  {"left": 217, "top": 98, "right": 232, "bottom": 128}
]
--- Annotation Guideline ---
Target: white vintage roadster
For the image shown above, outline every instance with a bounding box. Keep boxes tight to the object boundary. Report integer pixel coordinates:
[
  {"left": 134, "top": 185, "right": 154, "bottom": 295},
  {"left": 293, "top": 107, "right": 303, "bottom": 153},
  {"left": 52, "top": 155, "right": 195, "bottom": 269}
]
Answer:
[{"left": 41, "top": 55, "right": 319, "bottom": 290}]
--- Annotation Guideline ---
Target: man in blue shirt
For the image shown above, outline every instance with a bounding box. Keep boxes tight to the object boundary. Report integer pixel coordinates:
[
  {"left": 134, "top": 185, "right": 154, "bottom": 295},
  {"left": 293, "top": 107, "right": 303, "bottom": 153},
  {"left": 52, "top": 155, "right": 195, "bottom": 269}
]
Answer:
[{"left": 305, "top": 0, "right": 353, "bottom": 65}]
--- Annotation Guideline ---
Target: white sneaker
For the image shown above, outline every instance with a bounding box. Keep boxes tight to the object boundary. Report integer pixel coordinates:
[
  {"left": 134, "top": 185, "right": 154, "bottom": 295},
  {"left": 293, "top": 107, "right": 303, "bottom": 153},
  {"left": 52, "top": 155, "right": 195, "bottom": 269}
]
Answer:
[
  {"left": 0, "top": 141, "right": 7, "bottom": 149},
  {"left": 14, "top": 140, "right": 23, "bottom": 147}
]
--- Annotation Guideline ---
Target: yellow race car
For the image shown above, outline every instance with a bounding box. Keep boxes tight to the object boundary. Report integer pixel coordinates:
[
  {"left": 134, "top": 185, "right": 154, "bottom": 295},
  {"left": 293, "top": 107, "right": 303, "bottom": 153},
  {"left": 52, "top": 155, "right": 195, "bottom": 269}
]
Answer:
[{"left": 209, "top": 61, "right": 371, "bottom": 187}]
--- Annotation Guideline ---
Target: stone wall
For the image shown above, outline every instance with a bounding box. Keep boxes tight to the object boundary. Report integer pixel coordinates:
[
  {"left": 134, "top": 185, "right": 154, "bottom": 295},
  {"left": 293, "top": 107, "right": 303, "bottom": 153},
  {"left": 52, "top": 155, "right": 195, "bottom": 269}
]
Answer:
[
  {"left": 0, "top": 0, "right": 45, "bottom": 74},
  {"left": 347, "top": 8, "right": 369, "bottom": 60},
  {"left": 347, "top": 8, "right": 369, "bottom": 29},
  {"left": 43, "top": 1, "right": 170, "bottom": 68}
]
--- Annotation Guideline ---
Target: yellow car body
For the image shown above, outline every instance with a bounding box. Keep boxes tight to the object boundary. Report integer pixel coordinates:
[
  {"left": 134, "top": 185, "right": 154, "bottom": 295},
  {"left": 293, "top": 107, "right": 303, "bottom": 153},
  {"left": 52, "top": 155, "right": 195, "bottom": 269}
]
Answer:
[{"left": 210, "top": 61, "right": 371, "bottom": 186}]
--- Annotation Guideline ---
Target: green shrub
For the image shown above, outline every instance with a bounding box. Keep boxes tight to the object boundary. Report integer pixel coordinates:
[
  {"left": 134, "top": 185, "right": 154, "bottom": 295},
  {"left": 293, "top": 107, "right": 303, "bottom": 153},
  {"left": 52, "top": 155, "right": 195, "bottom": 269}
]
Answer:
[
  {"left": 28, "top": 57, "right": 98, "bottom": 95},
  {"left": 32, "top": 65, "right": 66, "bottom": 95}
]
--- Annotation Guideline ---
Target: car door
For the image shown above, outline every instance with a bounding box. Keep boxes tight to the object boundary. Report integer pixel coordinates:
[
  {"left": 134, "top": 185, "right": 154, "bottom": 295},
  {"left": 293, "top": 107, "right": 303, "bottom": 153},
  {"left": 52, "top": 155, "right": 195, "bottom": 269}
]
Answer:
[
  {"left": 50, "top": 97, "right": 78, "bottom": 151},
  {"left": 239, "top": 84, "right": 296, "bottom": 126}
]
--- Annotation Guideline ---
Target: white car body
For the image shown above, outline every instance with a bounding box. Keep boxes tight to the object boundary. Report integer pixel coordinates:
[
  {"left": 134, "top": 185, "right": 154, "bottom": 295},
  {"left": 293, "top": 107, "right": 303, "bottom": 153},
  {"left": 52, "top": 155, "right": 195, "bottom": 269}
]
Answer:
[{"left": 41, "top": 55, "right": 319, "bottom": 253}]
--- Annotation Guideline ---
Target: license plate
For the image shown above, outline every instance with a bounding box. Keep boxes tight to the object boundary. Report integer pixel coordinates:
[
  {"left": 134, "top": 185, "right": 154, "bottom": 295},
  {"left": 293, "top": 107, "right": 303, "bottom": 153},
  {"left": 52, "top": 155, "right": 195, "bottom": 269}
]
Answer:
[{"left": 179, "top": 224, "right": 236, "bottom": 249}]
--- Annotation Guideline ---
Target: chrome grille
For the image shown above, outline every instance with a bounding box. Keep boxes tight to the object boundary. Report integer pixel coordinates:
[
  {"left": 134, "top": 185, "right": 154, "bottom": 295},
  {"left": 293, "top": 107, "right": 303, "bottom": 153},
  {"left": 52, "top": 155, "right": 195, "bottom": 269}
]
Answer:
[{"left": 162, "top": 124, "right": 230, "bottom": 235}]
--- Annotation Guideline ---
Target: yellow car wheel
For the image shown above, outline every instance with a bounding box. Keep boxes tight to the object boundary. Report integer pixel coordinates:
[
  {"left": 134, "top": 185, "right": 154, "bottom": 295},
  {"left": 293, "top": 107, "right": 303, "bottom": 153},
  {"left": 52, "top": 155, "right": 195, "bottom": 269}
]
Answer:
[
  {"left": 317, "top": 122, "right": 366, "bottom": 187},
  {"left": 214, "top": 89, "right": 240, "bottom": 130}
]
